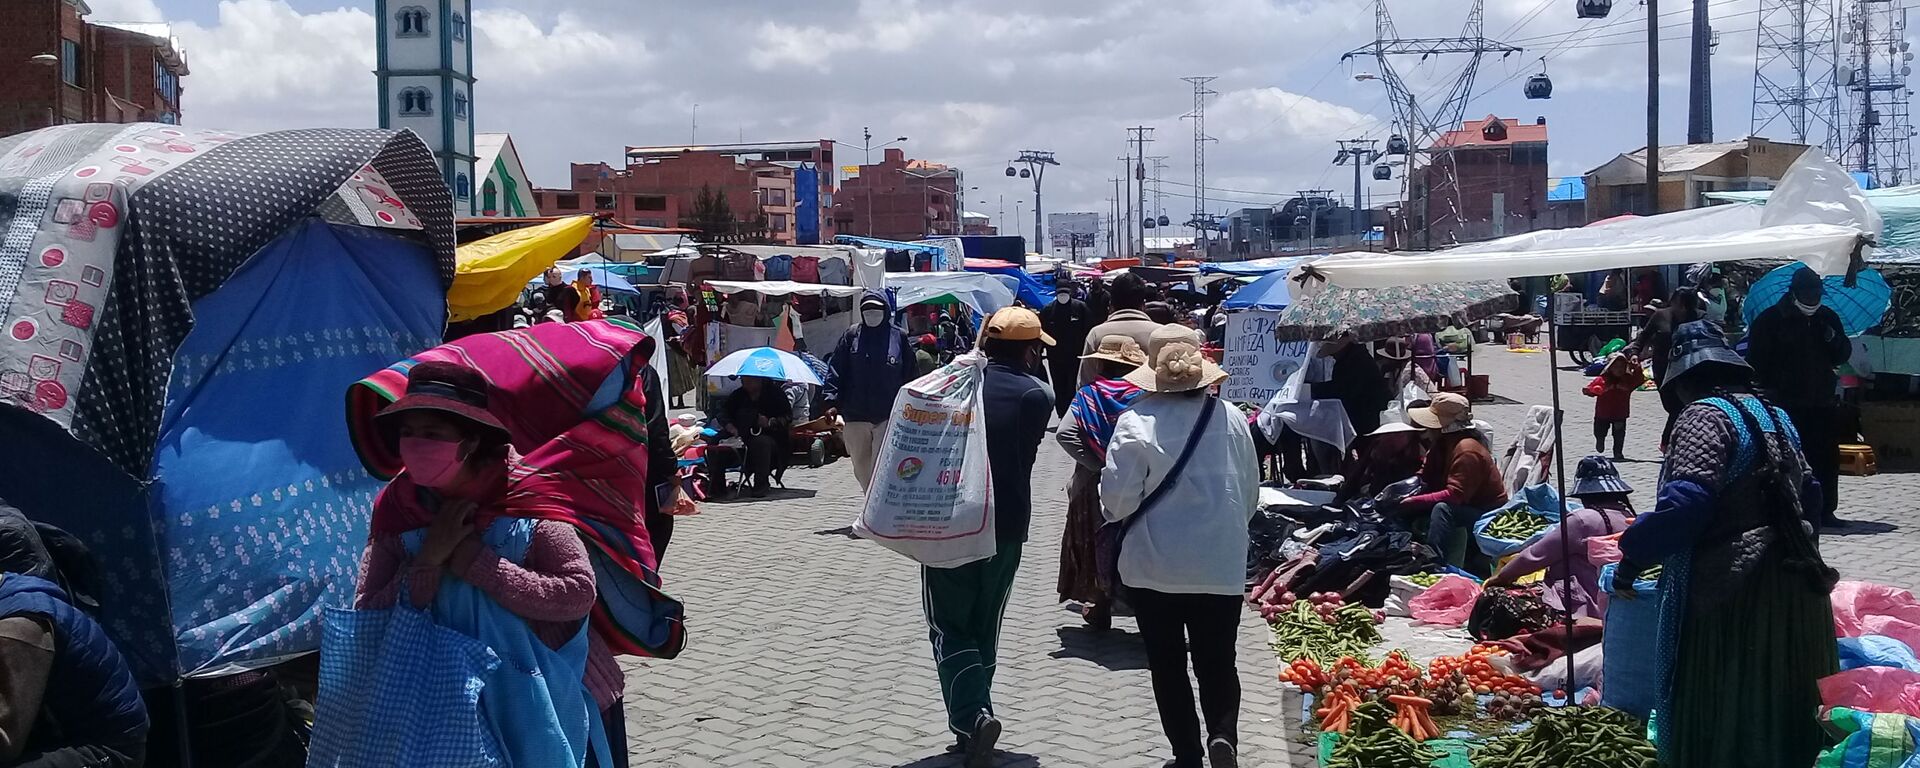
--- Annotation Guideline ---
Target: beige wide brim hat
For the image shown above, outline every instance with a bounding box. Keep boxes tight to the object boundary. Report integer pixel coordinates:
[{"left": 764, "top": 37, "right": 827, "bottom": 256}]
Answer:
[
  {"left": 1079, "top": 334, "right": 1148, "bottom": 367},
  {"left": 1408, "top": 392, "right": 1471, "bottom": 429},
  {"left": 1123, "top": 324, "right": 1229, "bottom": 393}
]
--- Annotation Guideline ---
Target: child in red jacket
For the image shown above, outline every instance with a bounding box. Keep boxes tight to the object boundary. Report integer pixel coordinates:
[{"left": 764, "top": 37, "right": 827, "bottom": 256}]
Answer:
[{"left": 1584, "top": 354, "right": 1645, "bottom": 460}]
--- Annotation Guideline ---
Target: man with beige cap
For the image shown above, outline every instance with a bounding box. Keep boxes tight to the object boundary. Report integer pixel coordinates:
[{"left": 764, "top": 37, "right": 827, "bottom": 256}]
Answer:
[{"left": 919, "top": 307, "right": 1054, "bottom": 767}]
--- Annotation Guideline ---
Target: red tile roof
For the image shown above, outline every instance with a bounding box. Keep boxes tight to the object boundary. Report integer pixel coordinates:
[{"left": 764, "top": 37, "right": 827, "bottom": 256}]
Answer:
[{"left": 1430, "top": 115, "right": 1549, "bottom": 149}]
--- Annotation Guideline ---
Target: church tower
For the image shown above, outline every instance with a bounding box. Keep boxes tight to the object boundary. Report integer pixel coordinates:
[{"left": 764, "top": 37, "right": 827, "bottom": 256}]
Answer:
[{"left": 375, "top": 0, "right": 476, "bottom": 215}]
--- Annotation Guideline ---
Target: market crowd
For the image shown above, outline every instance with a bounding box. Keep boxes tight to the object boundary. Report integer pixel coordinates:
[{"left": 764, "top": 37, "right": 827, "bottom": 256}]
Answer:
[{"left": 0, "top": 258, "right": 1875, "bottom": 768}]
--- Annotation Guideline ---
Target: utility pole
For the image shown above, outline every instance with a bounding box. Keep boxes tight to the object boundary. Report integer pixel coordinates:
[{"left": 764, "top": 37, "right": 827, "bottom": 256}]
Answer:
[
  {"left": 1334, "top": 139, "right": 1382, "bottom": 241},
  {"left": 1007, "top": 150, "right": 1060, "bottom": 253},
  {"left": 1118, "top": 155, "right": 1134, "bottom": 258},
  {"left": 1688, "top": 0, "right": 1713, "bottom": 143},
  {"left": 1111, "top": 178, "right": 1122, "bottom": 259},
  {"left": 1344, "top": 1, "right": 1519, "bottom": 249},
  {"left": 1647, "top": 0, "right": 1661, "bottom": 214},
  {"left": 1127, "top": 126, "right": 1154, "bottom": 258},
  {"left": 1182, "top": 76, "right": 1219, "bottom": 251}
]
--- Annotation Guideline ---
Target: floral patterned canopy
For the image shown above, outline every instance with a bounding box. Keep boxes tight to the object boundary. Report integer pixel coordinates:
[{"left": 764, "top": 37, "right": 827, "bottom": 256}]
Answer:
[{"left": 1275, "top": 275, "right": 1516, "bottom": 342}]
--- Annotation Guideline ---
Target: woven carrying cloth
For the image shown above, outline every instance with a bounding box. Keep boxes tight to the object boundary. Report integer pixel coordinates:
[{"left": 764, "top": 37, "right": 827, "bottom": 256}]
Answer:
[{"left": 0, "top": 123, "right": 454, "bottom": 478}]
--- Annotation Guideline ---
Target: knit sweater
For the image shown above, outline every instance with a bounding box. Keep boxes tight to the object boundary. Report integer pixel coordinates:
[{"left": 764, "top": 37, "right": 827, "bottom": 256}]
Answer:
[{"left": 354, "top": 520, "right": 622, "bottom": 708}]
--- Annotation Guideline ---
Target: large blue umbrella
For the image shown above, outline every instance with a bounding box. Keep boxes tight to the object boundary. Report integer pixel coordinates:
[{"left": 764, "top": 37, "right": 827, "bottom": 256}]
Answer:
[
  {"left": 1222, "top": 270, "right": 1292, "bottom": 310},
  {"left": 1742, "top": 264, "right": 1890, "bottom": 336},
  {"left": 704, "top": 347, "right": 822, "bottom": 385}
]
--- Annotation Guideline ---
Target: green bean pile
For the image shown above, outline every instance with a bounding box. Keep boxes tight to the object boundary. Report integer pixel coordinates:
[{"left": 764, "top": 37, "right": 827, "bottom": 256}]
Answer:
[
  {"left": 1484, "top": 507, "right": 1551, "bottom": 540},
  {"left": 1471, "top": 706, "right": 1658, "bottom": 768},
  {"left": 1324, "top": 702, "right": 1444, "bottom": 768}
]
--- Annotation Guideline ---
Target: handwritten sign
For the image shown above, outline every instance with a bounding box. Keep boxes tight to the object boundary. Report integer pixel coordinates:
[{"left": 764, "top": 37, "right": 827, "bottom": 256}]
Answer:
[{"left": 1220, "top": 310, "right": 1310, "bottom": 405}]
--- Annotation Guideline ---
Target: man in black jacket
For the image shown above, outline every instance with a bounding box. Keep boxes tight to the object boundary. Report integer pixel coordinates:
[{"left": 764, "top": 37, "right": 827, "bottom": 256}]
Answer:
[
  {"left": 920, "top": 307, "right": 1053, "bottom": 768},
  {"left": 1747, "top": 267, "right": 1852, "bottom": 529},
  {"left": 1310, "top": 333, "right": 1392, "bottom": 438},
  {"left": 1036, "top": 282, "right": 1093, "bottom": 416}
]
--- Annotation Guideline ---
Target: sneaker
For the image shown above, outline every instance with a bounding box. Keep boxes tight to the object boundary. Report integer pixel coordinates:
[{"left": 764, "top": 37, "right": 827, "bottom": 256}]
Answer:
[
  {"left": 1208, "top": 738, "right": 1238, "bottom": 768},
  {"left": 966, "top": 712, "right": 1000, "bottom": 768}
]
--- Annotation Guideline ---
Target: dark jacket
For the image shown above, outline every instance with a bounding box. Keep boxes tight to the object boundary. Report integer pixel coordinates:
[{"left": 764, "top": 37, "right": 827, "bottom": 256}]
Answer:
[
  {"left": 1311, "top": 343, "right": 1392, "bottom": 436},
  {"left": 824, "top": 293, "right": 913, "bottom": 423},
  {"left": 723, "top": 383, "right": 793, "bottom": 433},
  {"left": 0, "top": 574, "right": 148, "bottom": 757},
  {"left": 1038, "top": 298, "right": 1093, "bottom": 365},
  {"left": 983, "top": 359, "right": 1054, "bottom": 544},
  {"left": 1747, "top": 299, "right": 1850, "bottom": 410}
]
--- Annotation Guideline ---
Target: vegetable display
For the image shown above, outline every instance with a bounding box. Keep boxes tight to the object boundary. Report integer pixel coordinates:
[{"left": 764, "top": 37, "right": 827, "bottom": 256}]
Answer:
[
  {"left": 1323, "top": 701, "right": 1445, "bottom": 768},
  {"left": 1471, "top": 705, "right": 1658, "bottom": 768},
  {"left": 1483, "top": 506, "right": 1551, "bottom": 540},
  {"left": 1267, "top": 593, "right": 1385, "bottom": 666},
  {"left": 1404, "top": 572, "right": 1445, "bottom": 588}
]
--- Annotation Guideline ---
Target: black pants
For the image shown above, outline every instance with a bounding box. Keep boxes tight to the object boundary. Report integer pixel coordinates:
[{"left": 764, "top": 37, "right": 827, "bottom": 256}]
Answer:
[
  {"left": 1593, "top": 418, "right": 1626, "bottom": 456},
  {"left": 1131, "top": 588, "right": 1241, "bottom": 765},
  {"left": 741, "top": 429, "right": 790, "bottom": 490},
  {"left": 14, "top": 744, "right": 142, "bottom": 768},
  {"left": 1048, "top": 358, "right": 1078, "bottom": 417},
  {"left": 1785, "top": 405, "right": 1841, "bottom": 521}
]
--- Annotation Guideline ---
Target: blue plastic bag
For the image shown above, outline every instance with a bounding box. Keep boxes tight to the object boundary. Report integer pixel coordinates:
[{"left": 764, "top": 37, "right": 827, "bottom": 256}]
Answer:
[
  {"left": 1599, "top": 562, "right": 1663, "bottom": 720},
  {"left": 306, "top": 602, "right": 502, "bottom": 767},
  {"left": 1841, "top": 635, "right": 1920, "bottom": 673},
  {"left": 1473, "top": 484, "right": 1567, "bottom": 558}
]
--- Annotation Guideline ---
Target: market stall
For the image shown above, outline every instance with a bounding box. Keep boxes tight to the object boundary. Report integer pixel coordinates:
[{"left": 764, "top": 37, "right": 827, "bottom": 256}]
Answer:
[
  {"left": 0, "top": 123, "right": 454, "bottom": 685},
  {"left": 1256, "top": 152, "right": 1884, "bottom": 766}
]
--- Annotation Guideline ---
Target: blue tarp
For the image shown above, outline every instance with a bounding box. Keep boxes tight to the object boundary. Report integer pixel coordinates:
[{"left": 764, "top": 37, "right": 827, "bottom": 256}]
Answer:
[
  {"left": 1548, "top": 176, "right": 1587, "bottom": 202},
  {"left": 835, "top": 234, "right": 944, "bottom": 254},
  {"left": 531, "top": 265, "right": 640, "bottom": 295},
  {"left": 1198, "top": 255, "right": 1314, "bottom": 276},
  {"left": 1223, "top": 270, "right": 1293, "bottom": 310},
  {"left": 142, "top": 220, "right": 443, "bottom": 681},
  {"left": 964, "top": 260, "right": 1051, "bottom": 307}
]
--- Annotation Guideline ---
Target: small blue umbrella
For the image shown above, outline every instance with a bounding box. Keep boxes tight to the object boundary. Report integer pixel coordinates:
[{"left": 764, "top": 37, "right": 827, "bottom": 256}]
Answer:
[
  {"left": 526, "top": 266, "right": 639, "bottom": 295},
  {"left": 704, "top": 347, "right": 821, "bottom": 385},
  {"left": 1742, "top": 264, "right": 1890, "bottom": 337}
]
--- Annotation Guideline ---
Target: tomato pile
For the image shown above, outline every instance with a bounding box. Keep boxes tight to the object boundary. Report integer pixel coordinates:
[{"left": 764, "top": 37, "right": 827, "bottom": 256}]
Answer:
[{"left": 1282, "top": 645, "right": 1546, "bottom": 722}]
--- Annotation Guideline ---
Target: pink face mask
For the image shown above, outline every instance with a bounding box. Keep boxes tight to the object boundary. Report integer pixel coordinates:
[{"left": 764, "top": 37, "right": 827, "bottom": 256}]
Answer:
[{"left": 398, "top": 437, "right": 468, "bottom": 488}]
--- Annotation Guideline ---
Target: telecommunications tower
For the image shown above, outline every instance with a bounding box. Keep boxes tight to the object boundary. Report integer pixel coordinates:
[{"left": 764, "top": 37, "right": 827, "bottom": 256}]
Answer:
[
  {"left": 1181, "top": 76, "right": 1220, "bottom": 245},
  {"left": 1750, "top": 0, "right": 1841, "bottom": 151},
  {"left": 1838, "top": 0, "right": 1914, "bottom": 186},
  {"left": 1344, "top": 0, "right": 1520, "bottom": 249}
]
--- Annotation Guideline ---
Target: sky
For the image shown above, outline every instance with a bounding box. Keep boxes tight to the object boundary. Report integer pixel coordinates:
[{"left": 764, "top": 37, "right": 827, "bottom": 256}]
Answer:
[{"left": 102, "top": 0, "right": 1802, "bottom": 235}]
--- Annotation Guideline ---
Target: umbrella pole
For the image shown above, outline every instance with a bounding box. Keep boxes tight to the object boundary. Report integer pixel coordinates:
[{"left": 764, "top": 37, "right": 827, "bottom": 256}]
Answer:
[{"left": 1546, "top": 318, "right": 1578, "bottom": 698}]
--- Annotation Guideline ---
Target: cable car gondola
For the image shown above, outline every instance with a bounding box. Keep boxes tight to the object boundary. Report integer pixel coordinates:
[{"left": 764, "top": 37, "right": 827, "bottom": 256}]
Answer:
[
  {"left": 1576, "top": 0, "right": 1611, "bottom": 19},
  {"left": 1386, "top": 134, "right": 1410, "bottom": 155},
  {"left": 1143, "top": 217, "right": 1157, "bottom": 230},
  {"left": 1156, "top": 214, "right": 1171, "bottom": 227},
  {"left": 1373, "top": 163, "right": 1392, "bottom": 180},
  {"left": 1524, "top": 58, "right": 1554, "bottom": 100}
]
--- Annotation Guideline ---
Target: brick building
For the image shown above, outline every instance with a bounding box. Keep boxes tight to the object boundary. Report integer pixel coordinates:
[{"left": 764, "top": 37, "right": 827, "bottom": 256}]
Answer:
[
  {"left": 0, "top": 0, "right": 188, "bottom": 137},
  {"left": 1398, "top": 115, "right": 1548, "bottom": 249},
  {"left": 832, "top": 148, "right": 961, "bottom": 240},
  {"left": 534, "top": 152, "right": 799, "bottom": 246},
  {"left": 626, "top": 140, "right": 835, "bottom": 242}
]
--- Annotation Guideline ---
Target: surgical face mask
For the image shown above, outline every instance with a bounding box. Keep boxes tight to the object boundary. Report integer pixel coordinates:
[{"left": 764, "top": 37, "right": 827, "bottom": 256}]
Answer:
[
  {"left": 399, "top": 436, "right": 469, "bottom": 489},
  {"left": 1795, "top": 298, "right": 1821, "bottom": 316},
  {"left": 1054, "top": 293, "right": 1070, "bottom": 305},
  {"left": 862, "top": 309, "right": 885, "bottom": 327}
]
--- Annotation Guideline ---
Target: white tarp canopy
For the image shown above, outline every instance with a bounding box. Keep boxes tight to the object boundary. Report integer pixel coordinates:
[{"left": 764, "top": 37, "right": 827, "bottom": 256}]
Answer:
[
  {"left": 705, "top": 279, "right": 865, "bottom": 297},
  {"left": 1298, "top": 153, "right": 1881, "bottom": 290},
  {"left": 885, "top": 271, "right": 1016, "bottom": 315}
]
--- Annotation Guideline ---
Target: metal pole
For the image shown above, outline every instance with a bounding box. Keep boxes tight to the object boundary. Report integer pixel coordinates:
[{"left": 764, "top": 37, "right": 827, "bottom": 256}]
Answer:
[
  {"left": 1646, "top": 0, "right": 1661, "bottom": 214},
  {"left": 1546, "top": 315, "right": 1578, "bottom": 696},
  {"left": 1033, "top": 165, "right": 1045, "bottom": 257},
  {"left": 863, "top": 126, "right": 873, "bottom": 235}
]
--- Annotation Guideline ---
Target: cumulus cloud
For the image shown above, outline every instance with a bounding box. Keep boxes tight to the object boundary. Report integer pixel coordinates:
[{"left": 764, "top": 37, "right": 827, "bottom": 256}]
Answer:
[{"left": 149, "top": 0, "right": 1788, "bottom": 234}]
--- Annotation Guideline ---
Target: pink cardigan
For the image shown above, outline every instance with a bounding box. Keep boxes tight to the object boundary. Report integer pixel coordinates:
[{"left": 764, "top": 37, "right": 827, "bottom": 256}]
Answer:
[{"left": 353, "top": 519, "right": 624, "bottom": 709}]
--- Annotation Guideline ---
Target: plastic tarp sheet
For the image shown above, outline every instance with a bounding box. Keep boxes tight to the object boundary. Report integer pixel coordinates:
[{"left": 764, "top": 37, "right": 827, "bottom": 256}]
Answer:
[
  {"left": 963, "top": 260, "right": 1051, "bottom": 307},
  {"left": 1198, "top": 255, "right": 1315, "bottom": 276},
  {"left": 1222, "top": 270, "right": 1293, "bottom": 310},
  {"left": 1707, "top": 183, "right": 1920, "bottom": 249},
  {"left": 449, "top": 215, "right": 593, "bottom": 322},
  {"left": 1300, "top": 153, "right": 1880, "bottom": 290},
  {"left": 123, "top": 220, "right": 441, "bottom": 682},
  {"left": 886, "top": 272, "right": 1016, "bottom": 315},
  {"left": 705, "top": 279, "right": 864, "bottom": 297}
]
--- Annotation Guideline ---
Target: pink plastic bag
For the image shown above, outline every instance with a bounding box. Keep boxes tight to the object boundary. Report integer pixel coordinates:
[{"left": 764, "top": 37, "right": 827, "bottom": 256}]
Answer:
[
  {"left": 1833, "top": 582, "right": 1920, "bottom": 651},
  {"left": 1820, "top": 667, "right": 1920, "bottom": 718},
  {"left": 1586, "top": 532, "right": 1626, "bottom": 568},
  {"left": 1408, "top": 575, "right": 1482, "bottom": 627}
]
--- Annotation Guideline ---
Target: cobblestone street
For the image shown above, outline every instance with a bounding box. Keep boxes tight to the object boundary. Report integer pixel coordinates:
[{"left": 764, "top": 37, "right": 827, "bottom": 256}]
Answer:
[{"left": 623, "top": 344, "right": 1919, "bottom": 767}]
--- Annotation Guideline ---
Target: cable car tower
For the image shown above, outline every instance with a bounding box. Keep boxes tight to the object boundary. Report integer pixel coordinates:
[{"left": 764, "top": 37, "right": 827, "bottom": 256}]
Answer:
[{"left": 1344, "top": 0, "right": 1521, "bottom": 250}]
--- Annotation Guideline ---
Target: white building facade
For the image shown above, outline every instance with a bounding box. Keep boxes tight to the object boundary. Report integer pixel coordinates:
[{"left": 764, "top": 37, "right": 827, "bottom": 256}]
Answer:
[{"left": 375, "top": 0, "right": 476, "bottom": 215}]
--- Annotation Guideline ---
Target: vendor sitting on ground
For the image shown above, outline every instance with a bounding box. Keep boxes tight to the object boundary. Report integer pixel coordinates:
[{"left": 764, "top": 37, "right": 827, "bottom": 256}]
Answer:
[
  {"left": 1482, "top": 456, "right": 1634, "bottom": 620},
  {"left": 723, "top": 374, "right": 793, "bottom": 497},
  {"left": 1331, "top": 421, "right": 1428, "bottom": 506},
  {"left": 1399, "top": 393, "right": 1508, "bottom": 575}
]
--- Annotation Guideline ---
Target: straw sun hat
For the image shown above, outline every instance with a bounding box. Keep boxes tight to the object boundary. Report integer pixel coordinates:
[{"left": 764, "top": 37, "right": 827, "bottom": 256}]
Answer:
[
  {"left": 1123, "top": 324, "right": 1229, "bottom": 393},
  {"left": 1079, "top": 334, "right": 1147, "bottom": 367}
]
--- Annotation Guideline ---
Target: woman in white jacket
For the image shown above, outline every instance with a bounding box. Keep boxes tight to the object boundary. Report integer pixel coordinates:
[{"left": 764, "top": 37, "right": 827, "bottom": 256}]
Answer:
[{"left": 1102, "top": 324, "right": 1260, "bottom": 768}]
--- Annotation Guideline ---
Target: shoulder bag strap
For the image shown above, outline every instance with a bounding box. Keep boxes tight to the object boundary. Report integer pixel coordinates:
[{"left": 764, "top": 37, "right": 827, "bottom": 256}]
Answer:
[{"left": 1124, "top": 396, "right": 1218, "bottom": 531}]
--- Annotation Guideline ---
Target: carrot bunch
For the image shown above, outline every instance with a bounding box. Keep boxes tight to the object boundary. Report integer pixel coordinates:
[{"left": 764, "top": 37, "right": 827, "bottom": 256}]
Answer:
[
  {"left": 1387, "top": 694, "right": 1442, "bottom": 741},
  {"left": 1316, "top": 688, "right": 1362, "bottom": 733}
]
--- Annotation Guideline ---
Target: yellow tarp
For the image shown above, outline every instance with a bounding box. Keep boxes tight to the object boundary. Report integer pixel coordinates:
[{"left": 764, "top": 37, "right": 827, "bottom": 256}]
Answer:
[{"left": 447, "top": 215, "right": 594, "bottom": 323}]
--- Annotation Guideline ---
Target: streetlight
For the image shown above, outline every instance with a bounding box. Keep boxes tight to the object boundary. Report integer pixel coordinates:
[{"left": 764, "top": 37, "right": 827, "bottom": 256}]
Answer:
[
  {"left": 830, "top": 127, "right": 908, "bottom": 236},
  {"left": 28, "top": 54, "right": 58, "bottom": 128},
  {"left": 1006, "top": 150, "right": 1059, "bottom": 255},
  {"left": 904, "top": 167, "right": 957, "bottom": 236}
]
